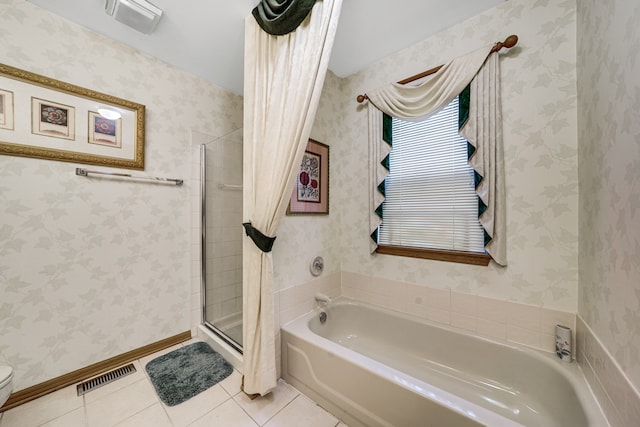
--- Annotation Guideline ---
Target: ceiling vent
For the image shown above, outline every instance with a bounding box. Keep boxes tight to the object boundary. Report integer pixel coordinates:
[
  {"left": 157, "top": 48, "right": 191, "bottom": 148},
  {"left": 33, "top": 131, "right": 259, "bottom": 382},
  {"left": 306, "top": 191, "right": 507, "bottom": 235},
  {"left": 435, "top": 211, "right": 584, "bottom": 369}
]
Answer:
[{"left": 105, "top": 0, "right": 163, "bottom": 34}]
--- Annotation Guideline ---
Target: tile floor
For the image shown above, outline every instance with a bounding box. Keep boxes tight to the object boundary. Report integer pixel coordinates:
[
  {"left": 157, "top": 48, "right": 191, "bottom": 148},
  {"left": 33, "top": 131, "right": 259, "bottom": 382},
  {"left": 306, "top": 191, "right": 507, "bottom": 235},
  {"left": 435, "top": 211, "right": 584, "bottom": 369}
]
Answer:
[{"left": 0, "top": 339, "right": 347, "bottom": 427}]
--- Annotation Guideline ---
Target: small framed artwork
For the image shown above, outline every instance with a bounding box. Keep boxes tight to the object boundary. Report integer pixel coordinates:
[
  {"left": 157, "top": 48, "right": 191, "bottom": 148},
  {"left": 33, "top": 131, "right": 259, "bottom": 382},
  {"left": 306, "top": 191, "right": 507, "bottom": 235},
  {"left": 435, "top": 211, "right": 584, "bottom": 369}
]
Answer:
[
  {"left": 31, "top": 97, "right": 75, "bottom": 140},
  {"left": 0, "top": 88, "right": 14, "bottom": 130},
  {"left": 88, "top": 111, "right": 122, "bottom": 148},
  {"left": 287, "top": 139, "right": 329, "bottom": 215}
]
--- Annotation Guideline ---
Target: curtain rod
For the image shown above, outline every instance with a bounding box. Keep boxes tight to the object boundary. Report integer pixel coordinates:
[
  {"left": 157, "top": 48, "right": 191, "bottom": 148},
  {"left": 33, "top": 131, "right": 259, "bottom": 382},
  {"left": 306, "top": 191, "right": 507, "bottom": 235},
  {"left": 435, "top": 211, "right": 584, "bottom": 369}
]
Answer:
[{"left": 356, "top": 34, "right": 518, "bottom": 103}]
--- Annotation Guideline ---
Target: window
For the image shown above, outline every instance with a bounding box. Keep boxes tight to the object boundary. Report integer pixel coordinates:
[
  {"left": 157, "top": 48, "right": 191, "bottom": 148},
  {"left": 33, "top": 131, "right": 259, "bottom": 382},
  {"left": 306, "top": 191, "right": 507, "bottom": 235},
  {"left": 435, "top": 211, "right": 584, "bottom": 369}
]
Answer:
[{"left": 376, "top": 96, "right": 490, "bottom": 265}]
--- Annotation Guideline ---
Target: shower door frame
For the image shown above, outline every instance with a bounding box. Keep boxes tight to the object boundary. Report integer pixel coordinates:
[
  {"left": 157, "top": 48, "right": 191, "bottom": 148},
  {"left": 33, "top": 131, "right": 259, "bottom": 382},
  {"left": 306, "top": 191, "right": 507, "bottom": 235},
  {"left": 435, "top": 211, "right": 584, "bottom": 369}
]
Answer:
[{"left": 200, "top": 144, "right": 243, "bottom": 354}]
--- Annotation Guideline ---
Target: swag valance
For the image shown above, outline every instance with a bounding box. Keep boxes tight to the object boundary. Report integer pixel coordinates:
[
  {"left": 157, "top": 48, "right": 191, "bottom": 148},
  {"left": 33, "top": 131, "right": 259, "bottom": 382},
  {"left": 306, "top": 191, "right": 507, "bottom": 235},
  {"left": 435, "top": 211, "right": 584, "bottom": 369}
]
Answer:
[
  {"left": 366, "top": 44, "right": 510, "bottom": 266},
  {"left": 252, "top": 0, "right": 318, "bottom": 35}
]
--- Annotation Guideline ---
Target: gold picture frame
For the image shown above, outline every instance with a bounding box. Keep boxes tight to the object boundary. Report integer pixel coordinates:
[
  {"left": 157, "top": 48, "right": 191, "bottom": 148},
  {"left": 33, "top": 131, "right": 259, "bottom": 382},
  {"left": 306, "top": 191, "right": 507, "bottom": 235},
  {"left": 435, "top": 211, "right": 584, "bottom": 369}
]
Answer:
[{"left": 0, "top": 63, "right": 145, "bottom": 170}]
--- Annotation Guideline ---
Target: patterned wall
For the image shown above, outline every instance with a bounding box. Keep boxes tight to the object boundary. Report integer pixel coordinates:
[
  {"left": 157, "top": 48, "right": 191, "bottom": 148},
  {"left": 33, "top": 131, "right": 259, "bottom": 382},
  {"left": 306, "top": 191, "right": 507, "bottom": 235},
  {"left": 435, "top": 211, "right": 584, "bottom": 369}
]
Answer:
[
  {"left": 272, "top": 71, "right": 344, "bottom": 291},
  {"left": 326, "top": 0, "right": 579, "bottom": 312},
  {"left": 0, "top": 0, "right": 242, "bottom": 391},
  {"left": 577, "top": 0, "right": 640, "bottom": 391}
]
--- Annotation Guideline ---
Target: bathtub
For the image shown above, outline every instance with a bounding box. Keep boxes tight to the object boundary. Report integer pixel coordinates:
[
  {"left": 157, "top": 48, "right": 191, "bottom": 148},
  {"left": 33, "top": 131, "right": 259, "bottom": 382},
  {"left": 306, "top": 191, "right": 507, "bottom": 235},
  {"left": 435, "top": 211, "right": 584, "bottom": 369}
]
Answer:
[{"left": 281, "top": 298, "right": 608, "bottom": 427}]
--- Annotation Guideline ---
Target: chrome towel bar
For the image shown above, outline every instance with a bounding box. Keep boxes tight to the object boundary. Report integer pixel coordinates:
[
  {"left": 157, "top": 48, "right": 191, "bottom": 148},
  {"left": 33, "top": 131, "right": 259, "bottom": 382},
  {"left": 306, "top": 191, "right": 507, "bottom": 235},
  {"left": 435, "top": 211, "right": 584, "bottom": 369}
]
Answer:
[{"left": 75, "top": 168, "right": 183, "bottom": 185}]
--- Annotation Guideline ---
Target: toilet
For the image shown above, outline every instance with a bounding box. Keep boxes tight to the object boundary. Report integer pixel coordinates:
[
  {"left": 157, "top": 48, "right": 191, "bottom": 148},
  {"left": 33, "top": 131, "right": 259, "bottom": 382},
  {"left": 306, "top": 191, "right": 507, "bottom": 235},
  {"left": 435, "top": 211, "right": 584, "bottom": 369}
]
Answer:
[{"left": 0, "top": 365, "right": 14, "bottom": 407}]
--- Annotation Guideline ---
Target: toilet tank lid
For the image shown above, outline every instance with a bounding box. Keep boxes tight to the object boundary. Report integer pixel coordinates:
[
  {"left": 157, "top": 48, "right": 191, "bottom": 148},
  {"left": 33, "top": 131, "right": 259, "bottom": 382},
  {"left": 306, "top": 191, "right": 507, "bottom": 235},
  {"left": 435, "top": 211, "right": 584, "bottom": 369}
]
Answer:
[{"left": 0, "top": 365, "right": 13, "bottom": 382}]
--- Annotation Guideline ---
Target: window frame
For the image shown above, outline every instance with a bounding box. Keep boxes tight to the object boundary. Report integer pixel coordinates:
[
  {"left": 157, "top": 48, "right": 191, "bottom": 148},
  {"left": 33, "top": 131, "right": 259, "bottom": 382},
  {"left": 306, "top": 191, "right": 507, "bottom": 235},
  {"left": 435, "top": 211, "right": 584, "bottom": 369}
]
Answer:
[
  {"left": 375, "top": 95, "right": 490, "bottom": 267},
  {"left": 375, "top": 244, "right": 491, "bottom": 266}
]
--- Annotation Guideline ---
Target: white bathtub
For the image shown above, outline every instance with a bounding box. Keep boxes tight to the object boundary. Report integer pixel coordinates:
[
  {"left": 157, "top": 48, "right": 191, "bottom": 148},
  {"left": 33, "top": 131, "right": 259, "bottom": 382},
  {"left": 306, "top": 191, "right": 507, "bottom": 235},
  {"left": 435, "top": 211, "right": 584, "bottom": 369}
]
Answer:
[{"left": 281, "top": 298, "right": 608, "bottom": 427}]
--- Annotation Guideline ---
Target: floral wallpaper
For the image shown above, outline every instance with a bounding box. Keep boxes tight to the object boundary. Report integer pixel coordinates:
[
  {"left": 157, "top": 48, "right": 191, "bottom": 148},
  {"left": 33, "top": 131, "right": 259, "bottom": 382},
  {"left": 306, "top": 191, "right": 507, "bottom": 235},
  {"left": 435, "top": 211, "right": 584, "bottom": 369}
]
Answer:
[
  {"left": 272, "top": 71, "right": 344, "bottom": 291},
  {"left": 331, "top": 0, "right": 579, "bottom": 312},
  {"left": 577, "top": 0, "right": 640, "bottom": 393},
  {"left": 0, "top": 0, "right": 242, "bottom": 391}
]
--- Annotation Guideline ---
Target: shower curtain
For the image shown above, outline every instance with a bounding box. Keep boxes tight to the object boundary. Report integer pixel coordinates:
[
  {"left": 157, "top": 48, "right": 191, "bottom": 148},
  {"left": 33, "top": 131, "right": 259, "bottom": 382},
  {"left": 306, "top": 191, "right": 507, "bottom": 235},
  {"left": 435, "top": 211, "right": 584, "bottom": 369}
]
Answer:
[{"left": 242, "top": 0, "right": 342, "bottom": 396}]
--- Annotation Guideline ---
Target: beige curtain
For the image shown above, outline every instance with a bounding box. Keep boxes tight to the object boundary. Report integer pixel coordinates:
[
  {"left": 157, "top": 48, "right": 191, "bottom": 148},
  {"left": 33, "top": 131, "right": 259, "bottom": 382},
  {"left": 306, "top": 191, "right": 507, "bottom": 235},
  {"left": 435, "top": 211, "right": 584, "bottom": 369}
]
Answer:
[
  {"left": 367, "top": 45, "right": 507, "bottom": 265},
  {"left": 459, "top": 53, "right": 506, "bottom": 265},
  {"left": 242, "top": 0, "right": 342, "bottom": 396},
  {"left": 366, "top": 45, "right": 493, "bottom": 120}
]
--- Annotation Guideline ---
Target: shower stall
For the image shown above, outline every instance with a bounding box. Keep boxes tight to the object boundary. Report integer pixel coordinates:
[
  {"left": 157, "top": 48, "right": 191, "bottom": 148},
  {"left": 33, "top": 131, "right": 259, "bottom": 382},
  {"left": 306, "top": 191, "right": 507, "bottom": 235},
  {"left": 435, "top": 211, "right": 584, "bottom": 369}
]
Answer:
[{"left": 200, "top": 129, "right": 243, "bottom": 352}]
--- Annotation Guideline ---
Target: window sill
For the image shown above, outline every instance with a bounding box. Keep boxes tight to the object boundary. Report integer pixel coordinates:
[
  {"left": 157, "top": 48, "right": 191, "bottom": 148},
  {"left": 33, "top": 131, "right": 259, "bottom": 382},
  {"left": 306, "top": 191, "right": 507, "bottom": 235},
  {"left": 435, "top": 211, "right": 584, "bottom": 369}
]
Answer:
[{"left": 375, "top": 245, "right": 491, "bottom": 266}]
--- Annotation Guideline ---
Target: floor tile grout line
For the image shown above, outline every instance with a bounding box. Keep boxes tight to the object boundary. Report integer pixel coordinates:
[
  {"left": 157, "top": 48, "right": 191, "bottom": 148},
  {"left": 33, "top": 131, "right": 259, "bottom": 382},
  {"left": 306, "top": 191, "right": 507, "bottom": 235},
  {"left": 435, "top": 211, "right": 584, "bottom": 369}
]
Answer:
[
  {"left": 183, "top": 393, "right": 235, "bottom": 427},
  {"left": 198, "top": 383, "right": 235, "bottom": 424},
  {"left": 220, "top": 371, "right": 244, "bottom": 398},
  {"left": 159, "top": 400, "right": 176, "bottom": 427},
  {"left": 82, "top": 374, "right": 149, "bottom": 411},
  {"left": 83, "top": 394, "right": 89, "bottom": 427},
  {"left": 259, "top": 392, "right": 301, "bottom": 426},
  {"left": 230, "top": 396, "right": 260, "bottom": 427},
  {"left": 139, "top": 365, "right": 176, "bottom": 427},
  {"left": 153, "top": 379, "right": 235, "bottom": 427},
  {"left": 30, "top": 398, "right": 85, "bottom": 427},
  {"left": 110, "top": 400, "right": 160, "bottom": 427},
  {"left": 83, "top": 375, "right": 161, "bottom": 427}
]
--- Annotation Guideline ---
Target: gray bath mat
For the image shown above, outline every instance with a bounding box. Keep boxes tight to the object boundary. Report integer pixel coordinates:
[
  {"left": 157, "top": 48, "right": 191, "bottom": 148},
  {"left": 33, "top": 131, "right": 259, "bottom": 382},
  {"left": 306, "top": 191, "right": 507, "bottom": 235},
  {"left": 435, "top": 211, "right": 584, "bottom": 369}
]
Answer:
[{"left": 145, "top": 341, "right": 233, "bottom": 406}]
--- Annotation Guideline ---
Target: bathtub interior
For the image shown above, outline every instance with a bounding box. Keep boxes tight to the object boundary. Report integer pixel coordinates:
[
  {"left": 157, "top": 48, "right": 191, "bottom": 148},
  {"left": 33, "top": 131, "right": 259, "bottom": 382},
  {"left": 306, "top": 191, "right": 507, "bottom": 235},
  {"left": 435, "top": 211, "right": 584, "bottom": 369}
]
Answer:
[
  {"left": 282, "top": 298, "right": 608, "bottom": 427},
  {"left": 283, "top": 332, "right": 488, "bottom": 427}
]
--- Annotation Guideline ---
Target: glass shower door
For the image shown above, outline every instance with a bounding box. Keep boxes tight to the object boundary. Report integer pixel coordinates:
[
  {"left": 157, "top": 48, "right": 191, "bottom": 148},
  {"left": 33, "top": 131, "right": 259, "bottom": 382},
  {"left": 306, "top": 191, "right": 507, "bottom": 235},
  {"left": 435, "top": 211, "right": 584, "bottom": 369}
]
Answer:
[{"left": 201, "top": 129, "right": 243, "bottom": 351}]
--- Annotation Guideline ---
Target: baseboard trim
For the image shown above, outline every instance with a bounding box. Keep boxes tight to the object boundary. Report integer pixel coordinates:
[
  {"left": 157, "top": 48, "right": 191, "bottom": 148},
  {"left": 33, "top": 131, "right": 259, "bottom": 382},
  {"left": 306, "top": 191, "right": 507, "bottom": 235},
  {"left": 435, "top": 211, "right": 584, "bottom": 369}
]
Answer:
[{"left": 0, "top": 330, "right": 191, "bottom": 412}]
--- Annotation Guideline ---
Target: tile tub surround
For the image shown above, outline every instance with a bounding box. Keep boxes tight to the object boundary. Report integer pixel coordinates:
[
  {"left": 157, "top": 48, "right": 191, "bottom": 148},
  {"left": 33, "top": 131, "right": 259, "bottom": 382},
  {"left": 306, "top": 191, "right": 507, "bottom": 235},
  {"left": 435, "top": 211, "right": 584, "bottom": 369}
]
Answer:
[
  {"left": 274, "top": 272, "right": 341, "bottom": 379},
  {"left": 340, "top": 271, "right": 576, "bottom": 356},
  {"left": 275, "top": 272, "right": 342, "bottom": 328},
  {"left": 577, "top": 317, "right": 640, "bottom": 427}
]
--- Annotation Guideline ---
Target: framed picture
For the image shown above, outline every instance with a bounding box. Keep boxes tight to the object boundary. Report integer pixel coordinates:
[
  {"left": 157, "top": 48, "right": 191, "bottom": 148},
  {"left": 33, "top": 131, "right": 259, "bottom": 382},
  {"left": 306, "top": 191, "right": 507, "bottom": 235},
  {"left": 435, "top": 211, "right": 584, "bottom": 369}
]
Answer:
[
  {"left": 0, "top": 88, "right": 14, "bottom": 130},
  {"left": 0, "top": 63, "right": 145, "bottom": 170},
  {"left": 287, "top": 139, "right": 329, "bottom": 215},
  {"left": 88, "top": 111, "right": 122, "bottom": 148},
  {"left": 31, "top": 97, "right": 75, "bottom": 140}
]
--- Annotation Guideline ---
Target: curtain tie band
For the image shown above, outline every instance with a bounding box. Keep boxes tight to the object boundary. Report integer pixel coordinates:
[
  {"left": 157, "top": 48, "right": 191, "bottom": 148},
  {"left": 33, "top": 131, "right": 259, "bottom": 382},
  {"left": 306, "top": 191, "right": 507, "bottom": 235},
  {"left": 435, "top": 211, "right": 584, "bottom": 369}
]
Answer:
[
  {"left": 252, "top": 0, "right": 317, "bottom": 36},
  {"left": 243, "top": 222, "right": 276, "bottom": 253}
]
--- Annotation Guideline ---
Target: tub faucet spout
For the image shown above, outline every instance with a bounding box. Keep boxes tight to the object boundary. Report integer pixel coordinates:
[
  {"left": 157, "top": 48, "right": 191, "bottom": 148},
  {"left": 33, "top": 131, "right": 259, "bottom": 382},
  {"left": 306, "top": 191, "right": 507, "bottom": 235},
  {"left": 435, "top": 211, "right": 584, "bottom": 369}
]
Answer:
[{"left": 315, "top": 293, "right": 331, "bottom": 306}]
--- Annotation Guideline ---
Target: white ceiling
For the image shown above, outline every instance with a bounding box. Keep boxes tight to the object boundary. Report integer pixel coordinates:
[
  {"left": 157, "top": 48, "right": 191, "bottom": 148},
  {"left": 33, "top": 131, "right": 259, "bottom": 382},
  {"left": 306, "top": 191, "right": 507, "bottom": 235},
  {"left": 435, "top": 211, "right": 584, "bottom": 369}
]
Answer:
[{"left": 26, "top": 0, "right": 504, "bottom": 95}]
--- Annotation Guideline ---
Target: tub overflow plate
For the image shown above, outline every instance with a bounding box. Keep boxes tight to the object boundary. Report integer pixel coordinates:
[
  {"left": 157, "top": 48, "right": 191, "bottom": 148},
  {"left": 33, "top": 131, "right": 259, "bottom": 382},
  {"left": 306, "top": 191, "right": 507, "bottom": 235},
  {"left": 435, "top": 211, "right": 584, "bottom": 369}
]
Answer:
[{"left": 319, "top": 311, "right": 327, "bottom": 324}]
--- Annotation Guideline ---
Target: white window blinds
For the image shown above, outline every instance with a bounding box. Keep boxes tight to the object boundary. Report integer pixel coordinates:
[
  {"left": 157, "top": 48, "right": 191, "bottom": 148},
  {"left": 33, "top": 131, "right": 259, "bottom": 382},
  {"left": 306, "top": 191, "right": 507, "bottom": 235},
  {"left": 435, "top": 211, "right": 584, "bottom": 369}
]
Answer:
[{"left": 378, "top": 97, "right": 485, "bottom": 253}]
